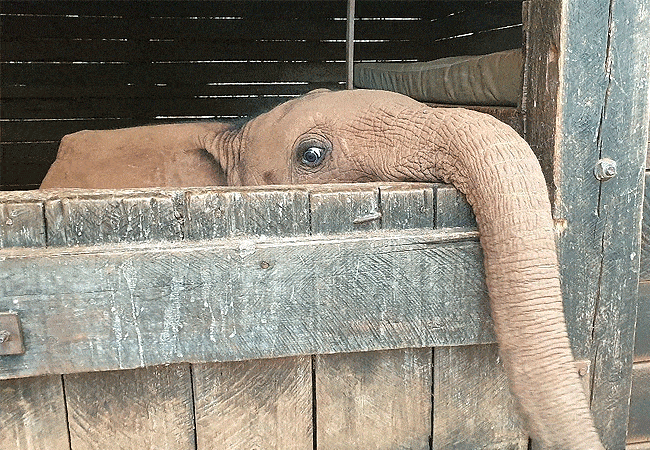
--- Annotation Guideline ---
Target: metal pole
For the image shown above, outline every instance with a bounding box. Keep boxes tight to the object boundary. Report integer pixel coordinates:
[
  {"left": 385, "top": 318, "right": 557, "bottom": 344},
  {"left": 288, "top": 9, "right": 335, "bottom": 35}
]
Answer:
[{"left": 346, "top": 0, "right": 355, "bottom": 89}]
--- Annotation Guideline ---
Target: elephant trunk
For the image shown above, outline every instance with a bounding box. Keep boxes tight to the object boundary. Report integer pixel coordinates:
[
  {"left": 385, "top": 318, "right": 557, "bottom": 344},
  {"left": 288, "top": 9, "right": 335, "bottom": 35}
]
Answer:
[{"left": 374, "top": 106, "right": 604, "bottom": 449}]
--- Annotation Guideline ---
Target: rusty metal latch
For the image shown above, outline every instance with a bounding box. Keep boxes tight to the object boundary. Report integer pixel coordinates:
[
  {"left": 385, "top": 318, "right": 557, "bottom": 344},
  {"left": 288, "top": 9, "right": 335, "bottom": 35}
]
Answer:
[{"left": 0, "top": 312, "right": 25, "bottom": 356}]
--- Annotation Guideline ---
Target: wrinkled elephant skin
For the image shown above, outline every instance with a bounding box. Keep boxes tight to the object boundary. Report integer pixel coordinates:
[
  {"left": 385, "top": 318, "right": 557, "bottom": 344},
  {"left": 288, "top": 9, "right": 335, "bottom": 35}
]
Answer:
[{"left": 41, "top": 89, "right": 604, "bottom": 449}]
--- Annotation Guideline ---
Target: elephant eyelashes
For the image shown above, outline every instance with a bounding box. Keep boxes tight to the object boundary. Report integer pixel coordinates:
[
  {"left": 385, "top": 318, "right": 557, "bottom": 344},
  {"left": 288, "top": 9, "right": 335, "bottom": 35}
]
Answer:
[{"left": 296, "top": 138, "right": 331, "bottom": 168}]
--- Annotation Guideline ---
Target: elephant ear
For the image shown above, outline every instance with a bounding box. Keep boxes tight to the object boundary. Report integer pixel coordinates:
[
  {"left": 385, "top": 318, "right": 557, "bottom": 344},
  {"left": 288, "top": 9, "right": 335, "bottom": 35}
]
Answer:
[{"left": 40, "top": 122, "right": 232, "bottom": 189}]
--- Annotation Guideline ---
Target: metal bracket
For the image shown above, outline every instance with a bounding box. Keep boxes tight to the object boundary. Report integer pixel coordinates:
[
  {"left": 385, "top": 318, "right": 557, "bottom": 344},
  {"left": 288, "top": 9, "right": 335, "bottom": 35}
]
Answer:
[{"left": 0, "top": 313, "right": 25, "bottom": 356}]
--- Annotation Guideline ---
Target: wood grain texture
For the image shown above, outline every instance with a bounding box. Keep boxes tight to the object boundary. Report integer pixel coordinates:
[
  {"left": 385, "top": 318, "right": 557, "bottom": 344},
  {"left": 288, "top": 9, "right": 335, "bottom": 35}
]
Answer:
[
  {"left": 432, "top": 187, "right": 526, "bottom": 449},
  {"left": 316, "top": 350, "right": 432, "bottom": 450},
  {"left": 0, "top": 194, "right": 66, "bottom": 450},
  {"left": 44, "top": 192, "right": 185, "bottom": 246},
  {"left": 309, "top": 184, "right": 381, "bottom": 234},
  {"left": 186, "top": 188, "right": 310, "bottom": 239},
  {"left": 434, "top": 185, "right": 477, "bottom": 229},
  {"left": 193, "top": 356, "right": 312, "bottom": 449},
  {"left": 0, "top": 375, "right": 69, "bottom": 450},
  {"left": 627, "top": 361, "right": 650, "bottom": 445},
  {"left": 524, "top": 0, "right": 650, "bottom": 447},
  {"left": 0, "top": 202, "right": 45, "bottom": 248},
  {"left": 636, "top": 282, "right": 650, "bottom": 362},
  {"left": 45, "top": 189, "right": 197, "bottom": 450},
  {"left": 379, "top": 183, "right": 436, "bottom": 230},
  {"left": 64, "top": 364, "right": 195, "bottom": 450},
  {"left": 641, "top": 172, "right": 649, "bottom": 281},
  {"left": 433, "top": 345, "right": 527, "bottom": 449},
  {"left": 314, "top": 186, "right": 434, "bottom": 450},
  {"left": 189, "top": 182, "right": 313, "bottom": 450}
]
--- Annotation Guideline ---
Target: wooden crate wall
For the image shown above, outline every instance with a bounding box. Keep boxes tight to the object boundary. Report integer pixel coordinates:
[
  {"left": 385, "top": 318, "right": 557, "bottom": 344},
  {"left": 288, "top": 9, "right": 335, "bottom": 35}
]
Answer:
[{"left": 1, "top": 1, "right": 522, "bottom": 191}]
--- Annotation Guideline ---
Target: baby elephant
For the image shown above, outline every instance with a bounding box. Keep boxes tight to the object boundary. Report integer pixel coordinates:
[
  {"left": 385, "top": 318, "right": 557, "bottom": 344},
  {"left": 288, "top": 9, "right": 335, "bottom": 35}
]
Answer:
[{"left": 42, "top": 88, "right": 604, "bottom": 449}]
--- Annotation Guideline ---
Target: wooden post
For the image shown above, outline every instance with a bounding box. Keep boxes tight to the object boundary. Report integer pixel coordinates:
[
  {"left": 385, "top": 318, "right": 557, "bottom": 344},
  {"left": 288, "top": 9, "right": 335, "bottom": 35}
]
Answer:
[
  {"left": 346, "top": 0, "right": 355, "bottom": 89},
  {"left": 523, "top": 0, "right": 650, "bottom": 447}
]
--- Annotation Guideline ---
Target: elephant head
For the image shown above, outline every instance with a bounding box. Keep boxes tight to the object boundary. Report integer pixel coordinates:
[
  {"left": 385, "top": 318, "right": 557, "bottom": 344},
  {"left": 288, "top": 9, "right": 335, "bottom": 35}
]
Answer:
[{"left": 41, "top": 88, "right": 604, "bottom": 449}]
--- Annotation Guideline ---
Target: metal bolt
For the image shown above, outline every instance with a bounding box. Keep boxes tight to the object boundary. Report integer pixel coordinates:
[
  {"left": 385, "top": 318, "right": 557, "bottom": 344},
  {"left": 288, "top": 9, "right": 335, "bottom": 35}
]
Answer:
[
  {"left": 578, "top": 366, "right": 587, "bottom": 377},
  {"left": 594, "top": 158, "right": 617, "bottom": 181},
  {"left": 260, "top": 261, "right": 270, "bottom": 269},
  {"left": 0, "top": 330, "right": 11, "bottom": 344}
]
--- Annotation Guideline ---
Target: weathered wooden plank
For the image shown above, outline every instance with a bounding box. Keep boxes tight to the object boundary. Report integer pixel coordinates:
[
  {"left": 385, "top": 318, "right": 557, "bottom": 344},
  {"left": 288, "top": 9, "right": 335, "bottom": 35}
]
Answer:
[
  {"left": 0, "top": 196, "right": 62, "bottom": 450},
  {"left": 523, "top": 1, "right": 650, "bottom": 448},
  {"left": 379, "top": 183, "right": 435, "bottom": 230},
  {"left": 0, "top": 375, "right": 69, "bottom": 450},
  {"left": 434, "top": 185, "right": 477, "bottom": 229},
  {"left": 309, "top": 184, "right": 381, "bottom": 233},
  {"left": 627, "top": 361, "right": 650, "bottom": 445},
  {"left": 432, "top": 185, "right": 526, "bottom": 448},
  {"left": 641, "top": 172, "right": 650, "bottom": 281},
  {"left": 573, "top": 0, "right": 650, "bottom": 446},
  {"left": 44, "top": 190, "right": 197, "bottom": 450},
  {"left": 193, "top": 356, "right": 312, "bottom": 449},
  {"left": 314, "top": 185, "right": 434, "bottom": 450},
  {"left": 636, "top": 282, "right": 650, "bottom": 363},
  {"left": 432, "top": 345, "right": 527, "bottom": 449},
  {"left": 0, "top": 225, "right": 491, "bottom": 381},
  {"left": 186, "top": 188, "right": 310, "bottom": 239},
  {"left": 64, "top": 364, "right": 195, "bottom": 450},
  {"left": 0, "top": 202, "right": 45, "bottom": 248},
  {"left": 44, "top": 193, "right": 185, "bottom": 246},
  {"left": 190, "top": 182, "right": 313, "bottom": 450},
  {"left": 316, "top": 350, "right": 432, "bottom": 450}
]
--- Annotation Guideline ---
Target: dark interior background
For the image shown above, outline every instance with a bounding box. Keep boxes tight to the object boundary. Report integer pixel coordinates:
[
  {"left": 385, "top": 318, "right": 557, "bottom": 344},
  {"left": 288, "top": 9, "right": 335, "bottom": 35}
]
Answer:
[{"left": 1, "top": 0, "right": 523, "bottom": 190}]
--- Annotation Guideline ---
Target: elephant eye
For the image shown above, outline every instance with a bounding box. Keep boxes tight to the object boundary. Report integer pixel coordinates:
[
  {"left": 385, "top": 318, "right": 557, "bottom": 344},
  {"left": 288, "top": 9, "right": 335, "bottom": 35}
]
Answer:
[
  {"left": 296, "top": 137, "right": 331, "bottom": 168},
  {"left": 301, "top": 147, "right": 325, "bottom": 166}
]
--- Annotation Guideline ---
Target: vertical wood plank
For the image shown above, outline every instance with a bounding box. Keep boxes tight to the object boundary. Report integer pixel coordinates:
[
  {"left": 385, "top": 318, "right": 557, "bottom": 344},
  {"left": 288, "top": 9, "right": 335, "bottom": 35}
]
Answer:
[
  {"left": 0, "top": 202, "right": 46, "bottom": 248},
  {"left": 0, "top": 195, "right": 68, "bottom": 450},
  {"left": 185, "top": 188, "right": 310, "bottom": 240},
  {"left": 0, "top": 375, "right": 69, "bottom": 450},
  {"left": 640, "top": 172, "right": 649, "bottom": 281},
  {"left": 316, "top": 350, "right": 432, "bottom": 450},
  {"left": 433, "top": 346, "right": 527, "bottom": 450},
  {"left": 44, "top": 192, "right": 184, "bottom": 246},
  {"left": 432, "top": 184, "right": 527, "bottom": 449},
  {"left": 193, "top": 357, "right": 312, "bottom": 449},
  {"left": 315, "top": 183, "right": 432, "bottom": 450},
  {"left": 46, "top": 192, "right": 196, "bottom": 449},
  {"left": 627, "top": 362, "right": 650, "bottom": 445},
  {"left": 309, "top": 184, "right": 381, "bottom": 234},
  {"left": 65, "top": 364, "right": 195, "bottom": 450},
  {"left": 557, "top": 1, "right": 650, "bottom": 447},
  {"left": 524, "top": 0, "right": 650, "bottom": 447},
  {"left": 191, "top": 188, "right": 313, "bottom": 450},
  {"left": 636, "top": 282, "right": 650, "bottom": 362}
]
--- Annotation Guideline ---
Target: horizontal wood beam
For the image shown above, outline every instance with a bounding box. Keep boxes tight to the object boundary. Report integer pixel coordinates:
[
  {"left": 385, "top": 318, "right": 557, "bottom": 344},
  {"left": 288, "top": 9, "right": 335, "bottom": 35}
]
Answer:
[{"left": 0, "top": 227, "right": 492, "bottom": 380}]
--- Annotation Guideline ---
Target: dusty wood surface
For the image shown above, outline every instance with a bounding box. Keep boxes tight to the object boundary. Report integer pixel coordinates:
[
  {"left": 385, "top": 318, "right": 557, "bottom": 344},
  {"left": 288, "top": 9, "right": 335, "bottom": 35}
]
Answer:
[
  {"left": 0, "top": 195, "right": 68, "bottom": 450},
  {"left": 0, "top": 375, "right": 69, "bottom": 450},
  {"left": 523, "top": 0, "right": 650, "bottom": 448},
  {"left": 313, "top": 185, "right": 433, "bottom": 450},
  {"left": 194, "top": 357, "right": 312, "bottom": 449},
  {"left": 0, "top": 202, "right": 45, "bottom": 248},
  {"left": 431, "top": 185, "right": 526, "bottom": 448},
  {"left": 0, "top": 185, "right": 495, "bottom": 380},
  {"left": 628, "top": 361, "right": 650, "bottom": 445},
  {"left": 316, "top": 349, "right": 432, "bottom": 450},
  {"left": 636, "top": 282, "right": 650, "bottom": 363},
  {"left": 641, "top": 172, "right": 650, "bottom": 281},
  {"left": 64, "top": 364, "right": 195, "bottom": 450},
  {"left": 433, "top": 345, "right": 527, "bottom": 449},
  {"left": 190, "top": 181, "right": 313, "bottom": 450}
]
